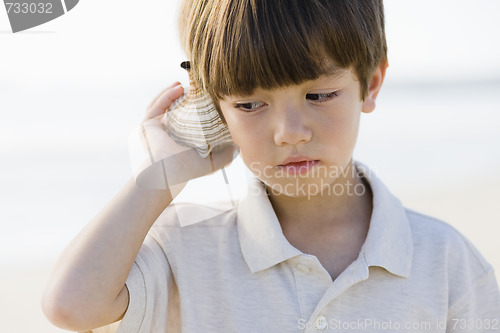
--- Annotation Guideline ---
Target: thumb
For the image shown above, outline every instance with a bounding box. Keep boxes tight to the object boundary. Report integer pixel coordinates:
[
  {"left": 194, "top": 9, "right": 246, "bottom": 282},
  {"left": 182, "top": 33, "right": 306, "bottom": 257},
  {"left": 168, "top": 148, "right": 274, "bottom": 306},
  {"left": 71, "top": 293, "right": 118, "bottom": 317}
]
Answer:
[{"left": 144, "top": 84, "right": 184, "bottom": 122}]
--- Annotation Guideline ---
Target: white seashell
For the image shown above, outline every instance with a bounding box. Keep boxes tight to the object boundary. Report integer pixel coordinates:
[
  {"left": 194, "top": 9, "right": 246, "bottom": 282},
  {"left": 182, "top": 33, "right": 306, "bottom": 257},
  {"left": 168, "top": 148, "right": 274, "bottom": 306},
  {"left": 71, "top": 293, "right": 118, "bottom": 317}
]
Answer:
[{"left": 162, "top": 61, "right": 233, "bottom": 158}]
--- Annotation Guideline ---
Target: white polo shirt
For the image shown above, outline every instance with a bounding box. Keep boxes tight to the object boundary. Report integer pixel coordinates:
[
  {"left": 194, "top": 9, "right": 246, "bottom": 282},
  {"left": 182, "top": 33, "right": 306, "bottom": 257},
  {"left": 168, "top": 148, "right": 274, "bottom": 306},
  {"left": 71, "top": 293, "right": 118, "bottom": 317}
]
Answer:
[{"left": 112, "top": 163, "right": 500, "bottom": 333}]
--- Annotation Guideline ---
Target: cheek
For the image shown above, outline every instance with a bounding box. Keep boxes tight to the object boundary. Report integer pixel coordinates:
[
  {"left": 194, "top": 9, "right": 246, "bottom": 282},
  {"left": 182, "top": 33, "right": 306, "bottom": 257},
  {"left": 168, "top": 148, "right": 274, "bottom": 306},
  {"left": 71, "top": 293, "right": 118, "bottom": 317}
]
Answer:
[
  {"left": 224, "top": 117, "right": 260, "bottom": 153},
  {"left": 220, "top": 109, "right": 241, "bottom": 142},
  {"left": 221, "top": 109, "right": 262, "bottom": 147},
  {"left": 332, "top": 97, "right": 362, "bottom": 129},
  {"left": 329, "top": 116, "right": 361, "bottom": 148},
  {"left": 228, "top": 126, "right": 270, "bottom": 172},
  {"left": 316, "top": 108, "right": 362, "bottom": 152},
  {"left": 232, "top": 130, "right": 263, "bottom": 159},
  {"left": 224, "top": 119, "right": 245, "bottom": 146}
]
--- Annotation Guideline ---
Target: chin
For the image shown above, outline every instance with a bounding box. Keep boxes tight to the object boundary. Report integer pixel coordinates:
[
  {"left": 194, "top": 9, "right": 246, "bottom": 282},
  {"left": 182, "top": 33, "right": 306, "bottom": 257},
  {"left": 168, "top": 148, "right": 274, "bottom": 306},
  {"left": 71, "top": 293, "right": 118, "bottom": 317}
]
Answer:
[{"left": 264, "top": 178, "right": 337, "bottom": 199}]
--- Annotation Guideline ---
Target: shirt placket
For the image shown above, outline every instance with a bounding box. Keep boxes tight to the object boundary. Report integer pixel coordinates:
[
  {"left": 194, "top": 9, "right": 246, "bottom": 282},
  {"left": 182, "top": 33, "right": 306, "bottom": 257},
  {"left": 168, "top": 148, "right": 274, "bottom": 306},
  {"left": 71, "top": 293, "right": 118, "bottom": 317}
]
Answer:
[
  {"left": 290, "top": 254, "right": 332, "bottom": 331},
  {"left": 293, "top": 254, "right": 370, "bottom": 333}
]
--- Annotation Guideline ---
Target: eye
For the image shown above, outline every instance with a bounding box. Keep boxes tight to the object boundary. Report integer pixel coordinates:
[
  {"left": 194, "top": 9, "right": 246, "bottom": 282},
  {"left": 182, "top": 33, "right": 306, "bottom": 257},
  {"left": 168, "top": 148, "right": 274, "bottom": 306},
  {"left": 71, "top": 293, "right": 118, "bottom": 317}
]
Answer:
[
  {"left": 234, "top": 101, "right": 267, "bottom": 113},
  {"left": 306, "top": 91, "right": 339, "bottom": 103}
]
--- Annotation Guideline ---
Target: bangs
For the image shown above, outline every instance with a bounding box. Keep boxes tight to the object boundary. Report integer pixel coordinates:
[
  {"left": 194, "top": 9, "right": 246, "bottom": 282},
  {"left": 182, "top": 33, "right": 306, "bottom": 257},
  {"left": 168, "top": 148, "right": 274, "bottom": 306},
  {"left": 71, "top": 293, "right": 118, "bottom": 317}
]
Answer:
[
  {"left": 182, "top": 0, "right": 386, "bottom": 101},
  {"left": 191, "top": 0, "right": 350, "bottom": 100}
]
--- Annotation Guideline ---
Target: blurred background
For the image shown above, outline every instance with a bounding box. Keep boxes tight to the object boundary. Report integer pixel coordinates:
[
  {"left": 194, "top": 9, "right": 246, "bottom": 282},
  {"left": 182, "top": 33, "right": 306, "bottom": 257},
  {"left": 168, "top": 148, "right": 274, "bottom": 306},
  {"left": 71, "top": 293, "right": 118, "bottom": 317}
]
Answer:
[{"left": 1, "top": 0, "right": 499, "bottom": 331}]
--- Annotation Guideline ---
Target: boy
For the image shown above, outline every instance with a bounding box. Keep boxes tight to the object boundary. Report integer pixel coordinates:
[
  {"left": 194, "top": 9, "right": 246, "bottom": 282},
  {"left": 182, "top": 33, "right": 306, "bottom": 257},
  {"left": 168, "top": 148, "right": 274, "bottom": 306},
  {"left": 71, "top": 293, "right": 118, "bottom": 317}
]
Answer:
[{"left": 42, "top": 0, "right": 500, "bottom": 332}]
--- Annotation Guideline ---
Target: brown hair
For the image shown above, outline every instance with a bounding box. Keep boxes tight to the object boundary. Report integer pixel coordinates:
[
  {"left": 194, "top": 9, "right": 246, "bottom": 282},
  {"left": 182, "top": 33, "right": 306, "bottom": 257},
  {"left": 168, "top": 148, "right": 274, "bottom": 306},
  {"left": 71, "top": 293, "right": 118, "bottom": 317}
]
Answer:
[{"left": 179, "top": 0, "right": 387, "bottom": 105}]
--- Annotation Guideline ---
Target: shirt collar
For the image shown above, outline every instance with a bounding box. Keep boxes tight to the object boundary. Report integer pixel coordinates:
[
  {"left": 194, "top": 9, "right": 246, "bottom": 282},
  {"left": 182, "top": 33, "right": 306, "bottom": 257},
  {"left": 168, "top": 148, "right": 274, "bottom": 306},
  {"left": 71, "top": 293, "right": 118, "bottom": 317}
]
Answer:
[
  {"left": 237, "top": 176, "right": 302, "bottom": 273},
  {"left": 237, "top": 161, "right": 413, "bottom": 277},
  {"left": 356, "top": 161, "right": 413, "bottom": 277}
]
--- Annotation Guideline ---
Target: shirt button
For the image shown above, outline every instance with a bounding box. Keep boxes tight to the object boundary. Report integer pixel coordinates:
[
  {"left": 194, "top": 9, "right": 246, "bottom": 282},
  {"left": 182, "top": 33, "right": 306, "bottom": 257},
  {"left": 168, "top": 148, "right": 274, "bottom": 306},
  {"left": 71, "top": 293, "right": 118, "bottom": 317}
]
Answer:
[
  {"left": 296, "top": 263, "right": 311, "bottom": 274},
  {"left": 314, "top": 316, "right": 328, "bottom": 330}
]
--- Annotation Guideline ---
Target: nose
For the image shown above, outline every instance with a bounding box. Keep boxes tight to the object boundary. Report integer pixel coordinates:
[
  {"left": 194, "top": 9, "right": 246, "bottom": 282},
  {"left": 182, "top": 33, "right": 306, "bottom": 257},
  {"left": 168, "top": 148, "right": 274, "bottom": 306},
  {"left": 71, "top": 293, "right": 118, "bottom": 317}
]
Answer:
[{"left": 273, "top": 105, "right": 312, "bottom": 146}]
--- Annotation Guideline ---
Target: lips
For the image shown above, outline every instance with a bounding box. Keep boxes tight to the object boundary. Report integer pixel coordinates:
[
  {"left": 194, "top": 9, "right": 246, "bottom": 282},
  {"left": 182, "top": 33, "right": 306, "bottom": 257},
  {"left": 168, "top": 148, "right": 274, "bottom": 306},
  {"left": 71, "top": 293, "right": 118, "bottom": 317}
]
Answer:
[{"left": 278, "top": 156, "right": 319, "bottom": 175}]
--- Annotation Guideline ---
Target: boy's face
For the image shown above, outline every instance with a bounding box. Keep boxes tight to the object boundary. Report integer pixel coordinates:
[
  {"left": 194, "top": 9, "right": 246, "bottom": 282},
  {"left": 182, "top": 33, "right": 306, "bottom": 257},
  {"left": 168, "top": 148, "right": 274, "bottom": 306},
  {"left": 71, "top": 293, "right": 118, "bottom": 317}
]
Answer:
[{"left": 219, "top": 65, "right": 385, "bottom": 198}]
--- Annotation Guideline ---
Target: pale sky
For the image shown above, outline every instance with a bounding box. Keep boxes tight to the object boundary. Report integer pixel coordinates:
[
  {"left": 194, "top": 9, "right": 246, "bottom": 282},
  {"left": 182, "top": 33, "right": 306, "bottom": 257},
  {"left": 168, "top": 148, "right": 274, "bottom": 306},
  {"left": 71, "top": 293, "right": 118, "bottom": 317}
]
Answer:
[{"left": 1, "top": 0, "right": 499, "bottom": 87}]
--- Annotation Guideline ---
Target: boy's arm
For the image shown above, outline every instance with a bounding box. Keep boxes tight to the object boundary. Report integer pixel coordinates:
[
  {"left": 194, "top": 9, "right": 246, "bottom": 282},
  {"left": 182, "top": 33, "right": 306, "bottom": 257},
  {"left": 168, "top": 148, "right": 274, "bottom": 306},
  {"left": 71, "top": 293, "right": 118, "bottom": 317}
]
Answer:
[
  {"left": 41, "top": 82, "right": 236, "bottom": 332},
  {"left": 42, "top": 176, "right": 173, "bottom": 332}
]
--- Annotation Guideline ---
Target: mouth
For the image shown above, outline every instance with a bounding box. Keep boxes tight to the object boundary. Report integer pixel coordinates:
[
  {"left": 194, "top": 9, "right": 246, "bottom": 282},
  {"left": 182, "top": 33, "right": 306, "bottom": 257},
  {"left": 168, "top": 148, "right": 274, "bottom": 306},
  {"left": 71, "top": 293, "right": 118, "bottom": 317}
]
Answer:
[{"left": 278, "top": 157, "right": 319, "bottom": 175}]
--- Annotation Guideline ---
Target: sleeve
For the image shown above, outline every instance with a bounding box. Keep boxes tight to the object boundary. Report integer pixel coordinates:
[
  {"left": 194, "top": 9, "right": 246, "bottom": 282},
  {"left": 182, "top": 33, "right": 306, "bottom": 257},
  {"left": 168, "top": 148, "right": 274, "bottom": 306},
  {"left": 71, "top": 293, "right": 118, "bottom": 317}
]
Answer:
[{"left": 115, "top": 233, "right": 179, "bottom": 333}]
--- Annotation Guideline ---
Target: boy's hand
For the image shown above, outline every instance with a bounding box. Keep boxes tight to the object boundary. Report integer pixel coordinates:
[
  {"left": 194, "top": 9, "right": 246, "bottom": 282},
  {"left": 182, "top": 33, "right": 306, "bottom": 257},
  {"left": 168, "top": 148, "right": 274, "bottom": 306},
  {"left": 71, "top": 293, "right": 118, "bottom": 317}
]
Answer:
[
  {"left": 143, "top": 81, "right": 184, "bottom": 122},
  {"left": 129, "top": 82, "right": 238, "bottom": 192}
]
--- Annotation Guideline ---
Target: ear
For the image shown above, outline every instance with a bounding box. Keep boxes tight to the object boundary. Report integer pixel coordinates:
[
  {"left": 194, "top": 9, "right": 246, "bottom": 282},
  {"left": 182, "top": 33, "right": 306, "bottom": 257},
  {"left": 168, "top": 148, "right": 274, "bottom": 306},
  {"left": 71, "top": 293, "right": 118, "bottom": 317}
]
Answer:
[{"left": 362, "top": 61, "right": 388, "bottom": 114}]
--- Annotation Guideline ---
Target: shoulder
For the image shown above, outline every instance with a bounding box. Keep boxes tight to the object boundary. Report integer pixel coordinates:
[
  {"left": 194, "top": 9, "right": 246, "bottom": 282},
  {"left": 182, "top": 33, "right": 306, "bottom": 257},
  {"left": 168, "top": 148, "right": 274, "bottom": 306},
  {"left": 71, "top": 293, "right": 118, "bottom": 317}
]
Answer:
[
  {"left": 405, "top": 208, "right": 494, "bottom": 288},
  {"left": 405, "top": 208, "right": 466, "bottom": 244},
  {"left": 406, "top": 208, "right": 491, "bottom": 270},
  {"left": 404, "top": 209, "right": 500, "bottom": 310}
]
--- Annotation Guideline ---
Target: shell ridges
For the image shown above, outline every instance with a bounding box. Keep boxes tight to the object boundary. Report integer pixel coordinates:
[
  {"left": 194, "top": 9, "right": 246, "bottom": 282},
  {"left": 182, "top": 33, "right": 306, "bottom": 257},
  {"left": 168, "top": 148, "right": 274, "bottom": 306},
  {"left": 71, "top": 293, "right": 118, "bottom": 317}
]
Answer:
[{"left": 161, "top": 62, "right": 233, "bottom": 158}]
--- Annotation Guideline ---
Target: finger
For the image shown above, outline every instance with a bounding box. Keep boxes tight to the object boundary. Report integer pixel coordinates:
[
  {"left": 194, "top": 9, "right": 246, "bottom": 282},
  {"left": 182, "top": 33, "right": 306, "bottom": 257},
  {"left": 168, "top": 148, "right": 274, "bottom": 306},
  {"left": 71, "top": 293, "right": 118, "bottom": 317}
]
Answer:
[
  {"left": 151, "top": 84, "right": 184, "bottom": 112},
  {"left": 144, "top": 84, "right": 184, "bottom": 121},
  {"left": 147, "top": 82, "right": 181, "bottom": 110}
]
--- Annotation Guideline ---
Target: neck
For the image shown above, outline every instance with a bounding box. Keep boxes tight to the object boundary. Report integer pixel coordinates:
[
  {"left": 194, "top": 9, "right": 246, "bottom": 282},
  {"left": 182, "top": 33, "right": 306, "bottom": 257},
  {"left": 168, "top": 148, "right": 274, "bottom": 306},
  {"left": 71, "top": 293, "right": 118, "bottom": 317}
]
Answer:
[{"left": 266, "top": 160, "right": 373, "bottom": 232}]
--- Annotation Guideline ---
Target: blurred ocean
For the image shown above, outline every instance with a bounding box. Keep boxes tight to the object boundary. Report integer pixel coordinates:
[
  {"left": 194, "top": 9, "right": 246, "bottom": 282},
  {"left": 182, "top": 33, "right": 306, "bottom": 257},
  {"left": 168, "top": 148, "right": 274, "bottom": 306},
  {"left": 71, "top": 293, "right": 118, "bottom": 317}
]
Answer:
[{"left": 1, "top": 78, "right": 499, "bottom": 268}]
